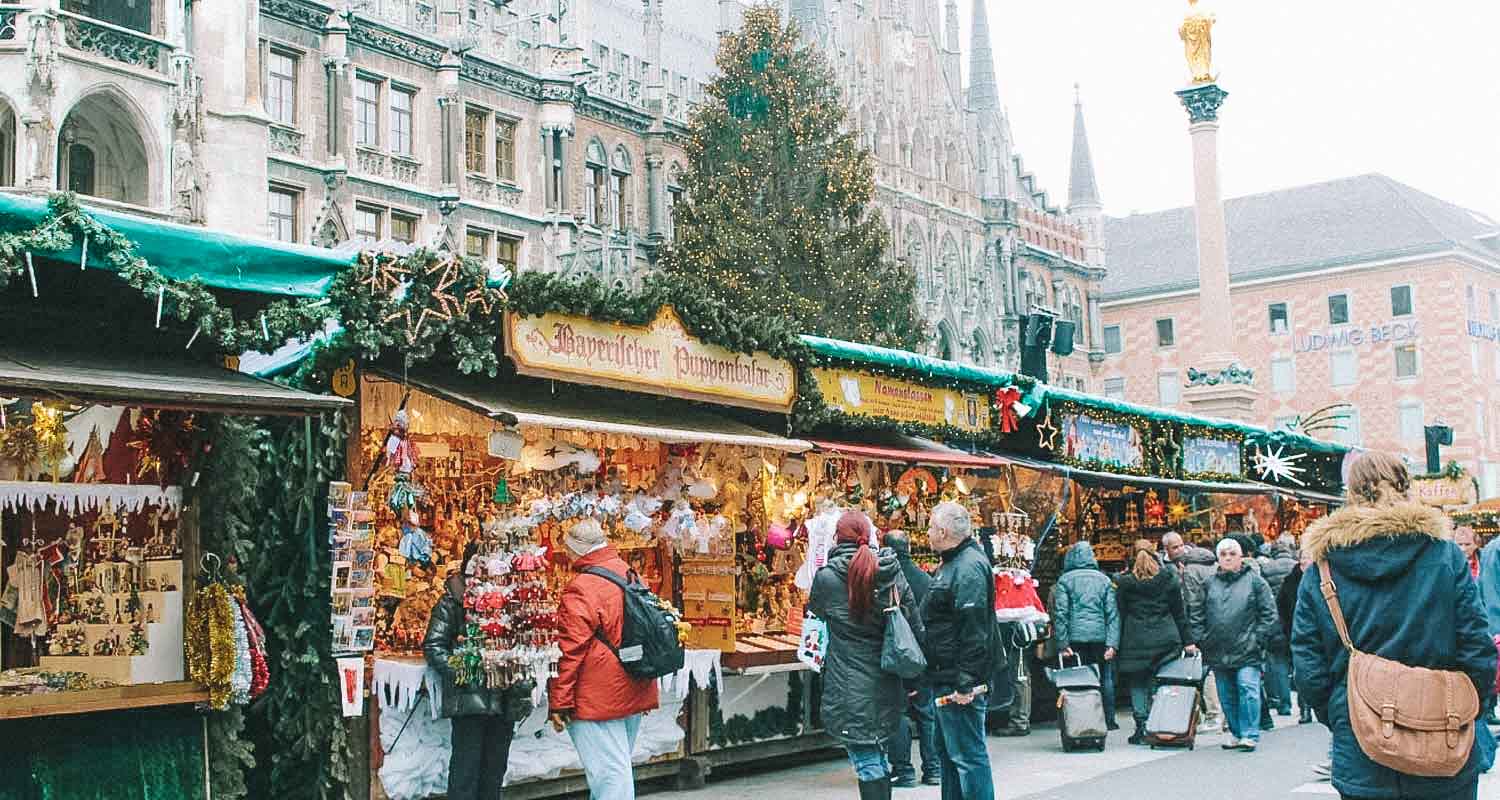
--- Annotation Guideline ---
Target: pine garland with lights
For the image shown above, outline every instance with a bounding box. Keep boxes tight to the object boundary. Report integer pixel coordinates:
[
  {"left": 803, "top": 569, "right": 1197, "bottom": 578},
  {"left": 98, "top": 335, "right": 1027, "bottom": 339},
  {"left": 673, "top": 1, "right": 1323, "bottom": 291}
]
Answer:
[
  {"left": 663, "top": 7, "right": 923, "bottom": 350},
  {"left": 1178, "top": 424, "right": 1246, "bottom": 483}
]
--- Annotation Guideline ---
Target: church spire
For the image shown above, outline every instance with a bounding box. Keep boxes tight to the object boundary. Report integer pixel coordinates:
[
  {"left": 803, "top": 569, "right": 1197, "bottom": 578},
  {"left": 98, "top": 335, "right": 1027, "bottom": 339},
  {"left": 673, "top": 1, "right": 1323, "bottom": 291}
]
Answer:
[
  {"left": 1067, "top": 84, "right": 1102, "bottom": 211},
  {"left": 967, "top": 0, "right": 1000, "bottom": 111}
]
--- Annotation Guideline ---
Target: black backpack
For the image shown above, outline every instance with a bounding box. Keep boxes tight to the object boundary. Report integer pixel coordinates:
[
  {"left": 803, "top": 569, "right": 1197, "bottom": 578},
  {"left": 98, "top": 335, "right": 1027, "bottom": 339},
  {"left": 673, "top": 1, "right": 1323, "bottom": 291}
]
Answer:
[{"left": 582, "top": 566, "right": 686, "bottom": 680}]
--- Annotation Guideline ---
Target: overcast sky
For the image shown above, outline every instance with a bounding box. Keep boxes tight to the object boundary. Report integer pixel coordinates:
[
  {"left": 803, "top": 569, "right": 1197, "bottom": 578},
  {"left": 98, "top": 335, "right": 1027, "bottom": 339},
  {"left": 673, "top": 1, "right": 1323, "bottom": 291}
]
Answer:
[{"left": 956, "top": 0, "right": 1500, "bottom": 221}]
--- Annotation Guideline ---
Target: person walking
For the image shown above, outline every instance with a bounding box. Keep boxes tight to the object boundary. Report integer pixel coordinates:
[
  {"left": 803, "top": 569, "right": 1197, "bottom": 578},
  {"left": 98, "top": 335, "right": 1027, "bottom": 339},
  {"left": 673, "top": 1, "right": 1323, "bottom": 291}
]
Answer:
[
  {"left": 547, "top": 519, "right": 660, "bottom": 800},
  {"left": 1480, "top": 533, "right": 1500, "bottom": 725},
  {"left": 1114, "top": 539, "right": 1192, "bottom": 745},
  {"left": 1277, "top": 552, "right": 1317, "bottom": 725},
  {"left": 808, "top": 513, "right": 923, "bottom": 799},
  {"left": 423, "top": 542, "right": 531, "bottom": 800},
  {"left": 1053, "top": 541, "right": 1121, "bottom": 730},
  {"left": 882, "top": 531, "right": 941, "bottom": 788},
  {"left": 919, "top": 501, "right": 997, "bottom": 800},
  {"left": 1164, "top": 531, "right": 1225, "bottom": 732},
  {"left": 1293, "top": 451, "right": 1497, "bottom": 800},
  {"left": 1457, "top": 526, "right": 1481, "bottom": 581},
  {"left": 1258, "top": 535, "right": 1299, "bottom": 718},
  {"left": 1190, "top": 538, "right": 1277, "bottom": 752}
]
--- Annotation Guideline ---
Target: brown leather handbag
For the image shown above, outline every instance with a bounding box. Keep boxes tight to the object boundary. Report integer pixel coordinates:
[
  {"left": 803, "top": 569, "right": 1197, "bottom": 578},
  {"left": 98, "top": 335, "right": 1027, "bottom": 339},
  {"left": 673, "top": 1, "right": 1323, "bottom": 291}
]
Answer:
[{"left": 1317, "top": 560, "right": 1480, "bottom": 778}]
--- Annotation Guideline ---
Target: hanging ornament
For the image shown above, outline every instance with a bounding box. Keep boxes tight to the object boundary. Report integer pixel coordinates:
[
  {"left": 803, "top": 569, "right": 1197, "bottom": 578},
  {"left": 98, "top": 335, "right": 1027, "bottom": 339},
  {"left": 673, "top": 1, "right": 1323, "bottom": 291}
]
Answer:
[
  {"left": 995, "top": 387, "right": 1026, "bottom": 434},
  {"left": 126, "top": 410, "right": 200, "bottom": 487},
  {"left": 385, "top": 410, "right": 424, "bottom": 512},
  {"left": 31, "top": 403, "right": 68, "bottom": 481},
  {"left": 492, "top": 478, "right": 512, "bottom": 505},
  {"left": 1035, "top": 407, "right": 1061, "bottom": 451}
]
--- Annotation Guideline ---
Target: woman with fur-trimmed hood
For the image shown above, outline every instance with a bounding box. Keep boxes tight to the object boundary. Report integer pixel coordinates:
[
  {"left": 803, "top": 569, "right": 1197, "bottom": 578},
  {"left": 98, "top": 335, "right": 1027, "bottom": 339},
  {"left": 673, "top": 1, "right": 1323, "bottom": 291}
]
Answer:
[{"left": 1291, "top": 451, "right": 1496, "bottom": 800}]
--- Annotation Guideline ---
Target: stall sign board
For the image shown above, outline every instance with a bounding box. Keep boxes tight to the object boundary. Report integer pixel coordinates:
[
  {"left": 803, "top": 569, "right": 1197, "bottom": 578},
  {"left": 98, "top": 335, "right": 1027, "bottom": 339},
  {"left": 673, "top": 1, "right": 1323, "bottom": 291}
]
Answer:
[
  {"left": 1412, "top": 476, "right": 1477, "bottom": 508},
  {"left": 1061, "top": 414, "right": 1144, "bottom": 470},
  {"left": 1182, "top": 436, "right": 1243, "bottom": 477},
  {"left": 811, "top": 367, "right": 990, "bottom": 432},
  {"left": 506, "top": 307, "right": 797, "bottom": 413}
]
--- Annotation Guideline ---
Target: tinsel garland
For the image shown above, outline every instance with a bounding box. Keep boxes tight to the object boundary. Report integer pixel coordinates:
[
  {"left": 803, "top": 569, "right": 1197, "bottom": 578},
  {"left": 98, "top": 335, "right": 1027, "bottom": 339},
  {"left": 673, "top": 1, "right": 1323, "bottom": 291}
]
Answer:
[
  {"left": 228, "top": 602, "right": 254, "bottom": 706},
  {"left": 185, "top": 582, "right": 239, "bottom": 710},
  {"left": 233, "top": 589, "right": 271, "bottom": 699}
]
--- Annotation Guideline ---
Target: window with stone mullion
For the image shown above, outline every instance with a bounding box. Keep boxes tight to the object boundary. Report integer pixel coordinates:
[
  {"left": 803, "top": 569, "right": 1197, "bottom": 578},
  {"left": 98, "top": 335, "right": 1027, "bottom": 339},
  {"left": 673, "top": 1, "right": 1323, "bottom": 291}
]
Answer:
[
  {"left": 465, "top": 109, "right": 487, "bottom": 175},
  {"left": 267, "top": 51, "right": 297, "bottom": 126},
  {"left": 495, "top": 119, "right": 516, "bottom": 182},
  {"left": 355, "top": 77, "right": 381, "bottom": 148}
]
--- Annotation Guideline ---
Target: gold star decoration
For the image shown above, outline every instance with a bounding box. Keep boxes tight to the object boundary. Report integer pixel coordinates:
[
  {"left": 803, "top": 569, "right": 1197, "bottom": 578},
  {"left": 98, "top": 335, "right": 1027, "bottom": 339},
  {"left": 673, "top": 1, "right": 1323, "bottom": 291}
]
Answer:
[
  {"left": 414, "top": 256, "right": 460, "bottom": 337},
  {"left": 361, "top": 253, "right": 411, "bottom": 295},
  {"left": 1035, "top": 407, "right": 1060, "bottom": 451}
]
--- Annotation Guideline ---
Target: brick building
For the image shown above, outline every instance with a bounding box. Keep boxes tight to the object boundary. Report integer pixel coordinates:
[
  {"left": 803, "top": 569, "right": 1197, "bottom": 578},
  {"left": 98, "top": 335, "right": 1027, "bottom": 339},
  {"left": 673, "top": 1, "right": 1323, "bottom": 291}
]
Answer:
[{"left": 1099, "top": 174, "right": 1500, "bottom": 494}]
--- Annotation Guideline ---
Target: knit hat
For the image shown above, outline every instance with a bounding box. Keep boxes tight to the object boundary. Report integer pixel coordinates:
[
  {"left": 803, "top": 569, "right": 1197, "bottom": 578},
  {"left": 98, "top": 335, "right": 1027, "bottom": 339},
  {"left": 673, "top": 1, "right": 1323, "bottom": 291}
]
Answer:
[{"left": 564, "top": 518, "right": 607, "bottom": 557}]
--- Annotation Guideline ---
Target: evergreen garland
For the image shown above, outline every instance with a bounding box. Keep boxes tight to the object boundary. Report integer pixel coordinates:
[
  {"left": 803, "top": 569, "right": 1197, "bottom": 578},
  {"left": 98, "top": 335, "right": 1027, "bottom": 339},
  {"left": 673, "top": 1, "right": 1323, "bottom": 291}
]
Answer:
[{"left": 663, "top": 7, "right": 924, "bottom": 350}]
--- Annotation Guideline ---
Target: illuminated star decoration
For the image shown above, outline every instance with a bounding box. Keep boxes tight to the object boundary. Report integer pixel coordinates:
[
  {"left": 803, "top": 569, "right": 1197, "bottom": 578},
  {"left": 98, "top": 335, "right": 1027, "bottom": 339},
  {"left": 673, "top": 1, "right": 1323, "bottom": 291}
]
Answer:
[
  {"left": 1251, "top": 445, "right": 1307, "bottom": 487},
  {"left": 361, "top": 253, "right": 411, "bottom": 295},
  {"left": 413, "top": 257, "right": 460, "bottom": 340},
  {"left": 1035, "top": 408, "right": 1060, "bottom": 451},
  {"left": 1167, "top": 501, "right": 1192, "bottom": 525}
]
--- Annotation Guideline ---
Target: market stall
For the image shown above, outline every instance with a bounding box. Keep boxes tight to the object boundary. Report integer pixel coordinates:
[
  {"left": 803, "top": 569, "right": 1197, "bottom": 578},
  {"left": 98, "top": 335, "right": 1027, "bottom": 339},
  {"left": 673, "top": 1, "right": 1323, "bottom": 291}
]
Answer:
[{"left": 0, "top": 341, "right": 347, "bottom": 798}]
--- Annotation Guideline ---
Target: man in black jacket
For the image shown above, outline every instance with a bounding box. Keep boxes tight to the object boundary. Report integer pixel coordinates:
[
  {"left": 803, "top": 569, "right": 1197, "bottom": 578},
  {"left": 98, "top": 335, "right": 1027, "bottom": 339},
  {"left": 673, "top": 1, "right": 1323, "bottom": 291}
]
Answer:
[
  {"left": 885, "top": 531, "right": 940, "bottom": 788},
  {"left": 919, "top": 502, "right": 996, "bottom": 800}
]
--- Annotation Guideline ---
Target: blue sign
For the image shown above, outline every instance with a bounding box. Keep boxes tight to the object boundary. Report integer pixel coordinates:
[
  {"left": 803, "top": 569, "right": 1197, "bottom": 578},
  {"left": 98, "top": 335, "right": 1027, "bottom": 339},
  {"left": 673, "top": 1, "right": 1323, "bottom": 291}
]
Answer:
[
  {"left": 1062, "top": 414, "right": 1143, "bottom": 470},
  {"left": 1183, "top": 436, "right": 1242, "bottom": 477},
  {"left": 1468, "top": 320, "right": 1500, "bottom": 342}
]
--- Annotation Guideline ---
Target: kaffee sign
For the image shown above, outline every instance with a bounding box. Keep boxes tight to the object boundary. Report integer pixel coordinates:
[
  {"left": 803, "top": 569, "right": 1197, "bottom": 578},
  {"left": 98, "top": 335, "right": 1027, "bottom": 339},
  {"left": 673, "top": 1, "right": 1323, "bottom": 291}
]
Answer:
[{"left": 505, "top": 307, "right": 797, "bottom": 412}]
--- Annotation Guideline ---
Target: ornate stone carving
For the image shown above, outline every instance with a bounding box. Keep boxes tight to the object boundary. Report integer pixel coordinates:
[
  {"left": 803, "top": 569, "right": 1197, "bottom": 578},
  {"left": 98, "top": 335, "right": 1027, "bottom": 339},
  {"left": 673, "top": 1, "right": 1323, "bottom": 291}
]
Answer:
[
  {"left": 172, "top": 134, "right": 205, "bottom": 223},
  {"left": 261, "top": 0, "right": 330, "bottom": 31},
  {"left": 62, "top": 14, "right": 165, "bottom": 71},
  {"left": 0, "top": 9, "right": 18, "bottom": 41},
  {"left": 355, "top": 147, "right": 387, "bottom": 175},
  {"left": 541, "top": 82, "right": 578, "bottom": 103},
  {"left": 390, "top": 156, "right": 419, "bottom": 183},
  {"left": 577, "top": 97, "right": 651, "bottom": 133},
  {"left": 269, "top": 125, "right": 306, "bottom": 157},
  {"left": 348, "top": 22, "right": 443, "bottom": 67},
  {"left": 466, "top": 175, "right": 495, "bottom": 203},
  {"left": 460, "top": 58, "right": 542, "bottom": 100},
  {"left": 26, "top": 12, "right": 57, "bottom": 88},
  {"left": 1175, "top": 83, "right": 1228, "bottom": 124},
  {"left": 1186, "top": 363, "right": 1255, "bottom": 387}
]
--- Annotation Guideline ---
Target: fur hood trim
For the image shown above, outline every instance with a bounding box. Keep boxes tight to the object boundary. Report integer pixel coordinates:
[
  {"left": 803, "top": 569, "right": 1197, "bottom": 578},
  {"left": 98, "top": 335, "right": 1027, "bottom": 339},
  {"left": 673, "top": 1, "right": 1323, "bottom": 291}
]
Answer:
[{"left": 1300, "top": 502, "right": 1451, "bottom": 563}]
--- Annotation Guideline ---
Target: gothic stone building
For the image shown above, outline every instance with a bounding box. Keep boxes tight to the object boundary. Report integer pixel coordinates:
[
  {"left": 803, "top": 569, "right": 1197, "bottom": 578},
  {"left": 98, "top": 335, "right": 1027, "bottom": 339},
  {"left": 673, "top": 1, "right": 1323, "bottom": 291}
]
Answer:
[{"left": 0, "top": 0, "right": 1106, "bottom": 382}]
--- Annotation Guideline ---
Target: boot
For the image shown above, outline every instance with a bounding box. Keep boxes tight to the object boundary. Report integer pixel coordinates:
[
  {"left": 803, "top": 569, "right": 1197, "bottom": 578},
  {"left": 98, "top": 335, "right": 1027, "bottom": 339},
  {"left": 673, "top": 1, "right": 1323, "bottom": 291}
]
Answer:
[
  {"left": 858, "top": 777, "right": 891, "bottom": 800},
  {"left": 1298, "top": 707, "right": 1313, "bottom": 725},
  {"left": 1128, "top": 720, "right": 1148, "bottom": 746}
]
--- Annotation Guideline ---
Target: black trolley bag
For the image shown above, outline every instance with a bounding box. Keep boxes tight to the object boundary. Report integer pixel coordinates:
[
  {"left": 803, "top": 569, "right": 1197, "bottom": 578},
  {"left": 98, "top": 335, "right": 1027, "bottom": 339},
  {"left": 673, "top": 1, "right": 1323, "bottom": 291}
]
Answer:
[
  {"left": 1145, "top": 650, "right": 1204, "bottom": 750},
  {"left": 1047, "top": 654, "right": 1108, "bottom": 752}
]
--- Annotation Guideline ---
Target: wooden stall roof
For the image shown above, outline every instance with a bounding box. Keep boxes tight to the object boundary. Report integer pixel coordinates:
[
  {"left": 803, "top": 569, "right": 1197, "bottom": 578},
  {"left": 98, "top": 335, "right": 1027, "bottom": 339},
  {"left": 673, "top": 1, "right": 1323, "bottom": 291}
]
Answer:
[{"left": 0, "top": 343, "right": 349, "bottom": 414}]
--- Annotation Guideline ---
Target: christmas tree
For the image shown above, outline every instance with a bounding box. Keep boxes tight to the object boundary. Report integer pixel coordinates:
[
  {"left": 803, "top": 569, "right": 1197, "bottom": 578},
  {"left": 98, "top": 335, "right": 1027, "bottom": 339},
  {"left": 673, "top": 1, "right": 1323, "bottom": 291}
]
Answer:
[{"left": 664, "top": 7, "right": 924, "bottom": 350}]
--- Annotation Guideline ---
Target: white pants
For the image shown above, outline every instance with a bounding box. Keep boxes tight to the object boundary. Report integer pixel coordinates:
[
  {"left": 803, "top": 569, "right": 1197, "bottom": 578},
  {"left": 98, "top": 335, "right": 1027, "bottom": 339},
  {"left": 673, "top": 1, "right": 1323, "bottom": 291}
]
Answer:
[{"left": 567, "top": 714, "right": 643, "bottom": 800}]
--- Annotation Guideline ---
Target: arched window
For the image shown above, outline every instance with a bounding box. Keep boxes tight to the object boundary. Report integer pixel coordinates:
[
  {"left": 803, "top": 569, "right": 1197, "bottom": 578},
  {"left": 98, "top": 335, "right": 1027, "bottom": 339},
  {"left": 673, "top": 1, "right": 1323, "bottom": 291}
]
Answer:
[
  {"left": 584, "top": 138, "right": 607, "bottom": 226},
  {"left": 937, "top": 325, "right": 956, "bottom": 362},
  {"left": 57, "top": 92, "right": 151, "bottom": 205},
  {"left": 666, "top": 161, "right": 684, "bottom": 241},
  {"left": 0, "top": 100, "right": 15, "bottom": 187},
  {"left": 610, "top": 144, "right": 633, "bottom": 230},
  {"left": 970, "top": 330, "right": 989, "bottom": 366}
]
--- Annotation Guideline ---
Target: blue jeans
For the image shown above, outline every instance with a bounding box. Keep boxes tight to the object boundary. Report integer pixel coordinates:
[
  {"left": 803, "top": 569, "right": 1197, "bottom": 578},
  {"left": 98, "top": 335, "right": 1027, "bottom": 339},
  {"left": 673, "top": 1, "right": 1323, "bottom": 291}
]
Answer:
[
  {"left": 1126, "top": 674, "right": 1153, "bottom": 725},
  {"left": 844, "top": 743, "right": 891, "bottom": 781},
  {"left": 1213, "top": 666, "right": 1264, "bottom": 743},
  {"left": 566, "top": 714, "right": 642, "bottom": 800},
  {"left": 931, "top": 691, "right": 994, "bottom": 800},
  {"left": 1264, "top": 651, "right": 1292, "bottom": 714},
  {"left": 889, "top": 687, "right": 939, "bottom": 781}
]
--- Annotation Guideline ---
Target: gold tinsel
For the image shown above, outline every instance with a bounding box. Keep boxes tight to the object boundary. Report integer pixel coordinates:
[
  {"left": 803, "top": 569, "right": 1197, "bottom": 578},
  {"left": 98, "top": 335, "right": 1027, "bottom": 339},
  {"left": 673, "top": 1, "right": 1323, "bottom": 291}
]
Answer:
[
  {"left": 31, "top": 403, "right": 67, "bottom": 480},
  {"left": 185, "top": 583, "right": 238, "bottom": 710}
]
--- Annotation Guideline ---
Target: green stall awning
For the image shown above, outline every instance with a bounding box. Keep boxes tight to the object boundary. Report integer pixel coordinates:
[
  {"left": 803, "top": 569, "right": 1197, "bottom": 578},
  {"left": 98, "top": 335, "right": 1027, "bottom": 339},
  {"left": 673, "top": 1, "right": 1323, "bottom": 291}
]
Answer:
[
  {"left": 0, "top": 192, "right": 357, "bottom": 297},
  {"left": 798, "top": 334, "right": 1010, "bottom": 385}
]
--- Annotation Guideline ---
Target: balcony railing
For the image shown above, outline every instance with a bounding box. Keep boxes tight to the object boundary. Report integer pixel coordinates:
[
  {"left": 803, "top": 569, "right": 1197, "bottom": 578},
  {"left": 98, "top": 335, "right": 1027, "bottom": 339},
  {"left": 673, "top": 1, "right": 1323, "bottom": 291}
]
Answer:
[{"left": 58, "top": 10, "right": 168, "bottom": 73}]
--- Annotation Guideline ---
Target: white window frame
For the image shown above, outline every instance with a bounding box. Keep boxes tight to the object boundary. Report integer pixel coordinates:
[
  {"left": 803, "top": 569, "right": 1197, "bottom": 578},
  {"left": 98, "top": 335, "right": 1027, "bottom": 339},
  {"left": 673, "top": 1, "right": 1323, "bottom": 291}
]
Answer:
[
  {"left": 1157, "top": 370, "right": 1180, "bottom": 406},
  {"left": 1398, "top": 401, "right": 1424, "bottom": 443},
  {"left": 1390, "top": 284, "right": 1414, "bottom": 318},
  {"left": 465, "top": 226, "right": 493, "bottom": 261},
  {"left": 1331, "top": 349, "right": 1358, "bottom": 386},
  {"left": 1337, "top": 406, "right": 1363, "bottom": 447},
  {"left": 389, "top": 84, "right": 415, "bottom": 157},
  {"left": 1394, "top": 343, "right": 1419, "bottom": 380},
  {"left": 354, "top": 74, "right": 383, "bottom": 148},
  {"left": 268, "top": 184, "right": 300, "bottom": 242},
  {"left": 495, "top": 233, "right": 521, "bottom": 272},
  {"left": 353, "top": 202, "right": 385, "bottom": 241},
  {"left": 1271, "top": 356, "right": 1295, "bottom": 394},
  {"left": 1102, "top": 324, "right": 1123, "bottom": 355},
  {"left": 1154, "top": 317, "right": 1175, "bottom": 349},
  {"left": 494, "top": 114, "right": 518, "bottom": 183},
  {"left": 1268, "top": 301, "right": 1290, "bottom": 335},
  {"left": 266, "top": 47, "right": 299, "bottom": 126},
  {"left": 1327, "top": 291, "right": 1351, "bottom": 326},
  {"left": 1103, "top": 377, "right": 1126, "bottom": 400}
]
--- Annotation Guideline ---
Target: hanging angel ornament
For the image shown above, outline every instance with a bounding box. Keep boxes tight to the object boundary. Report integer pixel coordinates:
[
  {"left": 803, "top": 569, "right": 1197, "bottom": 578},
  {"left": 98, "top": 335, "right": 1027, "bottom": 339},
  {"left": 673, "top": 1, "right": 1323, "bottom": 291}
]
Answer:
[{"left": 385, "top": 410, "right": 424, "bottom": 513}]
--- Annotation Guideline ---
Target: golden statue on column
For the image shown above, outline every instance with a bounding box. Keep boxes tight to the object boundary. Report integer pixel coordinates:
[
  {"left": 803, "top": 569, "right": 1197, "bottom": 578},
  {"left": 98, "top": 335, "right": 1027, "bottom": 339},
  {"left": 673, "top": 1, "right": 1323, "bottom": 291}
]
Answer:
[{"left": 1179, "top": 0, "right": 1216, "bottom": 84}]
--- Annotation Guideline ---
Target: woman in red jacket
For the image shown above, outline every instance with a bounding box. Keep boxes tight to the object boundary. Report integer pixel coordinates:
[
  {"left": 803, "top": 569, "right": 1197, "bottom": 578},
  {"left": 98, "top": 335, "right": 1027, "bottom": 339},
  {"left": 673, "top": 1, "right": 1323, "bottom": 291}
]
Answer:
[{"left": 547, "top": 518, "right": 659, "bottom": 799}]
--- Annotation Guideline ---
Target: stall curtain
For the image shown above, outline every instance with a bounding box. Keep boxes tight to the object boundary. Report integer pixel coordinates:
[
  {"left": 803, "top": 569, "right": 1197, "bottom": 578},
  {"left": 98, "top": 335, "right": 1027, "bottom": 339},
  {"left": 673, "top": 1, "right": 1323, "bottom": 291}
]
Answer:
[{"left": 0, "top": 707, "right": 206, "bottom": 800}]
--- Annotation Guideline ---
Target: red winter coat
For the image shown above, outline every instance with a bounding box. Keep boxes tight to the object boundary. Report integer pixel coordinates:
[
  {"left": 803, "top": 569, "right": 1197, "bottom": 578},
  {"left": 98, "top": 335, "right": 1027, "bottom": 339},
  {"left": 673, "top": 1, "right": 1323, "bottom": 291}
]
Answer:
[{"left": 547, "top": 547, "right": 660, "bottom": 721}]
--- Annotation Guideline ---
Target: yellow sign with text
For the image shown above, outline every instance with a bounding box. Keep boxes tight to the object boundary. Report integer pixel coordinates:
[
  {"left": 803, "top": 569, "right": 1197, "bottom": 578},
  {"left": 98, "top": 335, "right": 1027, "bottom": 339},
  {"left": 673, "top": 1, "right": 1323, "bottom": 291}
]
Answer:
[
  {"left": 1411, "top": 476, "right": 1477, "bottom": 508},
  {"left": 812, "top": 368, "right": 991, "bottom": 432},
  {"left": 506, "top": 307, "right": 797, "bottom": 413}
]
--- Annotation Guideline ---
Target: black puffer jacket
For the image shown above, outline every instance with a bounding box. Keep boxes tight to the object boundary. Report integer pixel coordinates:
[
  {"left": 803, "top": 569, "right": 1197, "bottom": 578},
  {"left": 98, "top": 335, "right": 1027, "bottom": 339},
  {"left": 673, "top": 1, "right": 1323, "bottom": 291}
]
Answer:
[
  {"left": 1113, "top": 565, "right": 1190, "bottom": 675},
  {"left": 919, "top": 537, "right": 996, "bottom": 694},
  {"left": 1189, "top": 564, "right": 1276, "bottom": 670},
  {"left": 808, "top": 543, "right": 922, "bottom": 745},
  {"left": 423, "top": 574, "right": 535, "bottom": 719}
]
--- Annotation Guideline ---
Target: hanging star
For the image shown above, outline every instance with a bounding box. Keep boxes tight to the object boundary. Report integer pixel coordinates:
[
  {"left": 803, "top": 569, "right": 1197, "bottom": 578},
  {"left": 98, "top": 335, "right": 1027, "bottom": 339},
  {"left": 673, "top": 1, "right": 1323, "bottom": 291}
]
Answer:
[
  {"left": 1036, "top": 407, "right": 1060, "bottom": 451},
  {"left": 1167, "top": 501, "right": 1192, "bottom": 524},
  {"left": 1251, "top": 445, "right": 1308, "bottom": 487}
]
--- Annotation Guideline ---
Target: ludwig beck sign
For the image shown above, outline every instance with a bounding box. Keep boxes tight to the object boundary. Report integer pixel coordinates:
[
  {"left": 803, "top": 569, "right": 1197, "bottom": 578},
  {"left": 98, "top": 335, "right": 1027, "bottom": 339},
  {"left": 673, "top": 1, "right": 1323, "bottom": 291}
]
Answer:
[{"left": 505, "top": 307, "right": 797, "bottom": 412}]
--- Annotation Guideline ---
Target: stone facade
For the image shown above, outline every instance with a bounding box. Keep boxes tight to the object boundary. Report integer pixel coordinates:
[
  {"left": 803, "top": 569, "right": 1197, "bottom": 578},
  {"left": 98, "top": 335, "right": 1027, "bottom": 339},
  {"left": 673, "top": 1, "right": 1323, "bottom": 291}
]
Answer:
[
  {"left": 1100, "top": 175, "right": 1500, "bottom": 495},
  {"left": 0, "top": 0, "right": 1104, "bottom": 376}
]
